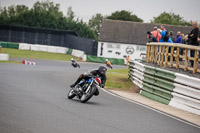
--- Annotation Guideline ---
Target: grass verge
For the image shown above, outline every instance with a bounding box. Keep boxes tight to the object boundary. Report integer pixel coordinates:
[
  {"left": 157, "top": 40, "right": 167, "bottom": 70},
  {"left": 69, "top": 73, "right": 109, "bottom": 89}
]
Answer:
[
  {"left": 106, "top": 68, "right": 138, "bottom": 92},
  {"left": 0, "top": 60, "right": 22, "bottom": 64},
  {"left": 1, "top": 48, "right": 78, "bottom": 61}
]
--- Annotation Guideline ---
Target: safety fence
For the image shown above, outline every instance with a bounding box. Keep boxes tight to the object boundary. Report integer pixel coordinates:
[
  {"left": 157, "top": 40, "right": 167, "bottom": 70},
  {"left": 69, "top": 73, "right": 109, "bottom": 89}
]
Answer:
[
  {"left": 0, "top": 25, "right": 98, "bottom": 56},
  {"left": 146, "top": 43, "right": 200, "bottom": 74},
  {"left": 129, "top": 60, "right": 200, "bottom": 115}
]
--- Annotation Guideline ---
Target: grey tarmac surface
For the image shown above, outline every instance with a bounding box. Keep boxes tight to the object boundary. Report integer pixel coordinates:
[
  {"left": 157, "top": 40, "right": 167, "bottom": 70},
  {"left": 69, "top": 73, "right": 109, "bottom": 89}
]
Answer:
[{"left": 0, "top": 59, "right": 199, "bottom": 133}]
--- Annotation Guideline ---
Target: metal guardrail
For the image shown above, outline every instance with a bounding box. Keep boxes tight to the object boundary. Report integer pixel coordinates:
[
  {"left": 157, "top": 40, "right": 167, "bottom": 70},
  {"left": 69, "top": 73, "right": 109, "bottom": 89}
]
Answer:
[
  {"left": 146, "top": 43, "right": 200, "bottom": 73},
  {"left": 129, "top": 61, "right": 200, "bottom": 115}
]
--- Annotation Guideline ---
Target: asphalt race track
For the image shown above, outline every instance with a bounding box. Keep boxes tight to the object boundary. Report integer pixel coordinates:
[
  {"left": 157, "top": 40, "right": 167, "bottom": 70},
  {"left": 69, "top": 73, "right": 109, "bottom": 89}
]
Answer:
[{"left": 0, "top": 59, "right": 199, "bottom": 133}]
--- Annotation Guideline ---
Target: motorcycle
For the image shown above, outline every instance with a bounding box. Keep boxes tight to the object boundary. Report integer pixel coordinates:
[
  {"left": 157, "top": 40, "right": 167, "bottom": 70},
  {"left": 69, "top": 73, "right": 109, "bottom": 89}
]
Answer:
[
  {"left": 67, "top": 76, "right": 101, "bottom": 103},
  {"left": 106, "top": 64, "right": 113, "bottom": 69},
  {"left": 71, "top": 62, "right": 80, "bottom": 68}
]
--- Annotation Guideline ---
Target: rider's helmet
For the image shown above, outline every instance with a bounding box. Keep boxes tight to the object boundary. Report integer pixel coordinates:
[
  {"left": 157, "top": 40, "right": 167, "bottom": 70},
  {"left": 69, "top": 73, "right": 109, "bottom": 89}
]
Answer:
[
  {"left": 71, "top": 58, "right": 74, "bottom": 61},
  {"left": 105, "top": 59, "right": 108, "bottom": 61},
  {"left": 98, "top": 66, "right": 107, "bottom": 75}
]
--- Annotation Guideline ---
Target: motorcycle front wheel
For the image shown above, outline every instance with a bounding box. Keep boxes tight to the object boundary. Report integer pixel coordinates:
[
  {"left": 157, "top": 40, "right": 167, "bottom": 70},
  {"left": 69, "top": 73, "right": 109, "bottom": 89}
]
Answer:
[
  {"left": 80, "top": 85, "right": 97, "bottom": 103},
  {"left": 67, "top": 88, "right": 76, "bottom": 99}
]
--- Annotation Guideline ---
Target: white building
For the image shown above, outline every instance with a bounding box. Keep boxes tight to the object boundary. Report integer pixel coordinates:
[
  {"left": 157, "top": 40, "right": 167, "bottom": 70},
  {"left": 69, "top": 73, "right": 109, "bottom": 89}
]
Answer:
[{"left": 97, "top": 19, "right": 192, "bottom": 61}]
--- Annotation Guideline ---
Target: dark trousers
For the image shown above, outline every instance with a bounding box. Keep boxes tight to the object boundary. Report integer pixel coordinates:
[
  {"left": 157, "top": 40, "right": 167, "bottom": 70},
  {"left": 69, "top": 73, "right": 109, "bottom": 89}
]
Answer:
[{"left": 190, "top": 50, "right": 195, "bottom": 67}]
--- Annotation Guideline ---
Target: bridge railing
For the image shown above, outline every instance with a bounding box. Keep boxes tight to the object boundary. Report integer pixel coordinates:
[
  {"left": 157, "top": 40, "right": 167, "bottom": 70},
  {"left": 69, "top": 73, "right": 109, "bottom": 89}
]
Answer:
[{"left": 146, "top": 43, "right": 200, "bottom": 73}]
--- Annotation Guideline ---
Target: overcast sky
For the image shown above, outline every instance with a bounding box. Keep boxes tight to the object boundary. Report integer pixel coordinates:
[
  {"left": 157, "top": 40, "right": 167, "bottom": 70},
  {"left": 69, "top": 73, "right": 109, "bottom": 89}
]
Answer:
[{"left": 1, "top": 0, "right": 200, "bottom": 23}]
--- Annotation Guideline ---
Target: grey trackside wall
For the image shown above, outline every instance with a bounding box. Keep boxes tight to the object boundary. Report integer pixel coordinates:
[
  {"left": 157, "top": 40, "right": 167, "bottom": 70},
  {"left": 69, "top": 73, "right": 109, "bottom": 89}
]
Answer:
[
  {"left": 0, "top": 25, "right": 97, "bottom": 56},
  {"left": 99, "top": 19, "right": 193, "bottom": 45}
]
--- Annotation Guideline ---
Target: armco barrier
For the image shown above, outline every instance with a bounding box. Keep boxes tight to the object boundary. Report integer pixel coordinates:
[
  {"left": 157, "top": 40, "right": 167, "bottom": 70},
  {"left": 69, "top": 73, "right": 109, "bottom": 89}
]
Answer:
[
  {"left": 67, "top": 48, "right": 73, "bottom": 54},
  {"left": 47, "top": 46, "right": 57, "bottom": 53},
  {"left": 19, "top": 43, "right": 31, "bottom": 50},
  {"left": 0, "top": 53, "right": 9, "bottom": 61},
  {"left": 56, "top": 47, "right": 68, "bottom": 54},
  {"left": 71, "top": 49, "right": 84, "bottom": 58},
  {"left": 86, "top": 55, "right": 124, "bottom": 65},
  {"left": 174, "top": 73, "right": 200, "bottom": 89},
  {"left": 30, "top": 44, "right": 40, "bottom": 51},
  {"left": 4, "top": 41, "right": 88, "bottom": 60},
  {"left": 0, "top": 41, "right": 19, "bottom": 49},
  {"left": 129, "top": 60, "right": 200, "bottom": 115},
  {"left": 173, "top": 83, "right": 200, "bottom": 100},
  {"left": 38, "top": 45, "right": 48, "bottom": 52},
  {"left": 20, "top": 43, "right": 69, "bottom": 55}
]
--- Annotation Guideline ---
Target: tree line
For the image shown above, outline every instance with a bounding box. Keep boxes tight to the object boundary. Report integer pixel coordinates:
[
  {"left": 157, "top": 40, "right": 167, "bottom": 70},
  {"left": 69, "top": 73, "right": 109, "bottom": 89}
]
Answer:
[{"left": 0, "top": 1, "right": 193, "bottom": 41}]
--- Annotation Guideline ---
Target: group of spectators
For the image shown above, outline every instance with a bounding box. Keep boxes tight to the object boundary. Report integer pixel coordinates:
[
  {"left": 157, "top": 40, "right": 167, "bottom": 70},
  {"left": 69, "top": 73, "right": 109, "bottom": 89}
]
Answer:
[
  {"left": 147, "top": 22, "right": 200, "bottom": 44},
  {"left": 147, "top": 21, "right": 200, "bottom": 67}
]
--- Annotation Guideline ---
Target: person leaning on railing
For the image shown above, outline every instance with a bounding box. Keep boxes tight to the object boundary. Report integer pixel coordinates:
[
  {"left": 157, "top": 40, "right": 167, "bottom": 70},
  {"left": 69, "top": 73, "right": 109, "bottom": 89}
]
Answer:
[
  {"left": 175, "top": 31, "right": 183, "bottom": 61},
  {"left": 151, "top": 27, "right": 161, "bottom": 42},
  {"left": 188, "top": 21, "right": 199, "bottom": 67},
  {"left": 147, "top": 31, "right": 158, "bottom": 42}
]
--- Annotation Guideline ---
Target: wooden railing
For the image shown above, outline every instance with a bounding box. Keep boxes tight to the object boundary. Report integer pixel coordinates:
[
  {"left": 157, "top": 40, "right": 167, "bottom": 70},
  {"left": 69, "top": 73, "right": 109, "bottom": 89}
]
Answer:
[{"left": 146, "top": 43, "right": 200, "bottom": 74}]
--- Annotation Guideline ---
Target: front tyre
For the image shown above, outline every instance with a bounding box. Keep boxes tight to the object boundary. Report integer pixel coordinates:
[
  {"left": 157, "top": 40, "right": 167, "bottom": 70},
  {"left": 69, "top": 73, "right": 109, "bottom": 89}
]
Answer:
[
  {"left": 67, "top": 88, "right": 76, "bottom": 99},
  {"left": 80, "top": 85, "right": 97, "bottom": 103}
]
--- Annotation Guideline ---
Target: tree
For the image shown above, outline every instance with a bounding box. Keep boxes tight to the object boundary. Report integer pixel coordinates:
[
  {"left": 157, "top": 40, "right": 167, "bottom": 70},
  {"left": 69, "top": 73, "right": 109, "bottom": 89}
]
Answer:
[
  {"left": 88, "top": 13, "right": 103, "bottom": 36},
  {"left": 15, "top": 5, "right": 29, "bottom": 14},
  {"left": 0, "top": 1, "right": 97, "bottom": 40},
  {"left": 151, "top": 12, "right": 192, "bottom": 26},
  {"left": 106, "top": 10, "right": 143, "bottom": 22},
  {"left": 66, "top": 6, "right": 75, "bottom": 21}
]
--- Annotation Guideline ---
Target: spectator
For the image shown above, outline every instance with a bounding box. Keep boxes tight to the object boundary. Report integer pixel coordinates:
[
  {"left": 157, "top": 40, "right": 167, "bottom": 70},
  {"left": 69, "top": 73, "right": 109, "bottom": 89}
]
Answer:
[
  {"left": 157, "top": 28, "right": 162, "bottom": 34},
  {"left": 175, "top": 31, "right": 182, "bottom": 43},
  {"left": 169, "top": 31, "right": 174, "bottom": 43},
  {"left": 126, "top": 56, "right": 130, "bottom": 66},
  {"left": 184, "top": 34, "right": 189, "bottom": 44},
  {"left": 160, "top": 25, "right": 167, "bottom": 42},
  {"left": 147, "top": 31, "right": 158, "bottom": 42},
  {"left": 175, "top": 31, "right": 183, "bottom": 60},
  {"left": 151, "top": 27, "right": 161, "bottom": 42},
  {"left": 181, "top": 34, "right": 186, "bottom": 44},
  {"left": 167, "top": 31, "right": 173, "bottom": 59},
  {"left": 188, "top": 21, "right": 199, "bottom": 67}
]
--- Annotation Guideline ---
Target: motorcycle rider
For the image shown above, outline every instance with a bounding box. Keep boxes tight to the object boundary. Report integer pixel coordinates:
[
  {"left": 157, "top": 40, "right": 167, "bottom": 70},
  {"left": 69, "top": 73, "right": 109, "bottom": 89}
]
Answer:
[
  {"left": 70, "top": 66, "right": 107, "bottom": 95},
  {"left": 105, "top": 59, "right": 113, "bottom": 69},
  {"left": 71, "top": 58, "right": 80, "bottom": 68}
]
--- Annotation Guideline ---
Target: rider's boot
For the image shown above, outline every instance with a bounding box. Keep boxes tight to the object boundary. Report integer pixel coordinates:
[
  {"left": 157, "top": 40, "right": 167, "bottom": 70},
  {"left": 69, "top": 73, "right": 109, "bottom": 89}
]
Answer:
[
  {"left": 70, "top": 77, "right": 82, "bottom": 88},
  {"left": 70, "top": 84, "right": 76, "bottom": 88}
]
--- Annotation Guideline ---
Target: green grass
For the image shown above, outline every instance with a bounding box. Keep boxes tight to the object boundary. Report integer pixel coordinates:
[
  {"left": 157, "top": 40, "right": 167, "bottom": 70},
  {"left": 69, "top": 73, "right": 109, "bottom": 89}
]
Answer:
[
  {"left": 106, "top": 68, "right": 133, "bottom": 91},
  {"left": 0, "top": 60, "right": 21, "bottom": 64},
  {"left": 1, "top": 48, "right": 78, "bottom": 61}
]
